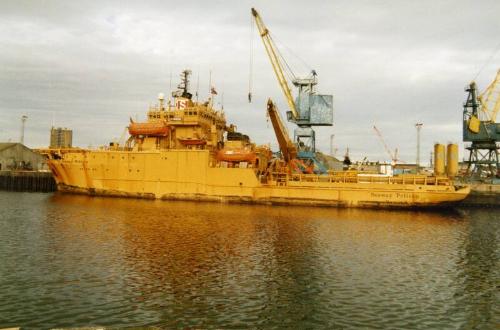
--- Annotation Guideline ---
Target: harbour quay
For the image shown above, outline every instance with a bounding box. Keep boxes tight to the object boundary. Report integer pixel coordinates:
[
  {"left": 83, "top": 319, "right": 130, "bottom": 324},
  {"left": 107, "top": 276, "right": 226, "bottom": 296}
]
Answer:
[
  {"left": 462, "top": 182, "right": 500, "bottom": 207},
  {"left": 0, "top": 171, "right": 56, "bottom": 193}
]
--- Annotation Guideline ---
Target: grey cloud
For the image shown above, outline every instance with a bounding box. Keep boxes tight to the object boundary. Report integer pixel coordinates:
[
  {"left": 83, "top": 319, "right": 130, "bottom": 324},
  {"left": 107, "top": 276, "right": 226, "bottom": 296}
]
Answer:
[{"left": 0, "top": 0, "right": 499, "bottom": 164}]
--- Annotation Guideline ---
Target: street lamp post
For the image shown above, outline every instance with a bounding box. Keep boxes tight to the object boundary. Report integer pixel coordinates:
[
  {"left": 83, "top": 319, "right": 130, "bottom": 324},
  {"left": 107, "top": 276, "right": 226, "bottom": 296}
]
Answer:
[
  {"left": 20, "top": 115, "right": 28, "bottom": 145},
  {"left": 415, "top": 123, "right": 423, "bottom": 173}
]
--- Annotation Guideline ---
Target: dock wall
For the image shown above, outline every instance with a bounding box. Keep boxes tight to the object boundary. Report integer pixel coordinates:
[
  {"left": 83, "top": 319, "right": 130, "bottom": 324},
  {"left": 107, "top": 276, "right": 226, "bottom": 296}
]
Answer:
[
  {"left": 461, "top": 183, "right": 500, "bottom": 207},
  {"left": 0, "top": 171, "right": 56, "bottom": 192}
]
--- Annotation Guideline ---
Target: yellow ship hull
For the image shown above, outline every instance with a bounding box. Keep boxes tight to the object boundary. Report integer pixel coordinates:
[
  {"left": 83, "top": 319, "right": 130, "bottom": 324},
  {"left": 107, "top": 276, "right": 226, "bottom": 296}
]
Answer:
[{"left": 45, "top": 149, "right": 470, "bottom": 209}]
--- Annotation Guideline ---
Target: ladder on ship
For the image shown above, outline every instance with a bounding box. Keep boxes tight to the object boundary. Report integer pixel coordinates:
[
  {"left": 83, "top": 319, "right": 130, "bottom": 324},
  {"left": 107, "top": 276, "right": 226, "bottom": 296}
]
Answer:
[{"left": 276, "top": 173, "right": 288, "bottom": 186}]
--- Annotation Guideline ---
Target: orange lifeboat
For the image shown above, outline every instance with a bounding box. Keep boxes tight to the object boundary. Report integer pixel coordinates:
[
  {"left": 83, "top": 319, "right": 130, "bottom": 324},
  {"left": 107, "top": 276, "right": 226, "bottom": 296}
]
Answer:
[
  {"left": 128, "top": 121, "right": 170, "bottom": 136},
  {"left": 217, "top": 147, "right": 256, "bottom": 162}
]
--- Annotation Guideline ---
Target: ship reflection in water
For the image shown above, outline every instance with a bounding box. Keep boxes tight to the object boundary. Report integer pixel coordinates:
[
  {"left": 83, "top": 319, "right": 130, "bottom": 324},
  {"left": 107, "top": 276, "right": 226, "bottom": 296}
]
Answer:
[{"left": 0, "top": 192, "right": 497, "bottom": 329}]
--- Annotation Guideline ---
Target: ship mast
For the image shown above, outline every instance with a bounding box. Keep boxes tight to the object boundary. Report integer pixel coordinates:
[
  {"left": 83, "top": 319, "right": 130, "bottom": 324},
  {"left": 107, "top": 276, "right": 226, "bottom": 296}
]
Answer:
[{"left": 174, "top": 69, "right": 193, "bottom": 99}]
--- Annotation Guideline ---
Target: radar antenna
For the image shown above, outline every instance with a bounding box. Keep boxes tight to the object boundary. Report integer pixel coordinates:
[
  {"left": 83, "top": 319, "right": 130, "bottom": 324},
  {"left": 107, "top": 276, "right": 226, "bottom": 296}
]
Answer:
[{"left": 173, "top": 69, "right": 193, "bottom": 99}]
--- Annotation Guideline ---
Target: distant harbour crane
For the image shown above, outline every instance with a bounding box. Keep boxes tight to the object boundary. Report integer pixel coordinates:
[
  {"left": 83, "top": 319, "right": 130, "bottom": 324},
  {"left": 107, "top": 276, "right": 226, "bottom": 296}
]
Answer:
[
  {"left": 463, "top": 69, "right": 500, "bottom": 178},
  {"left": 373, "top": 125, "right": 399, "bottom": 165},
  {"left": 330, "top": 134, "right": 335, "bottom": 156}
]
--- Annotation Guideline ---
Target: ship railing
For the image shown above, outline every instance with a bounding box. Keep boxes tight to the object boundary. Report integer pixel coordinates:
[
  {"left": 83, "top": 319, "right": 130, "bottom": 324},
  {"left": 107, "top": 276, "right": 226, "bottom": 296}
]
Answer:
[
  {"left": 359, "top": 174, "right": 451, "bottom": 186},
  {"left": 280, "top": 172, "right": 452, "bottom": 186},
  {"left": 268, "top": 172, "right": 289, "bottom": 185},
  {"left": 290, "top": 172, "right": 359, "bottom": 183}
]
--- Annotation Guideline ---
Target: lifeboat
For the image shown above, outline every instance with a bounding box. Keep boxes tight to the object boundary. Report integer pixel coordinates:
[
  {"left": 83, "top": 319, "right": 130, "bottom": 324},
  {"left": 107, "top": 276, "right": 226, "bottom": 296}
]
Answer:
[
  {"left": 217, "top": 147, "right": 256, "bottom": 162},
  {"left": 128, "top": 121, "right": 170, "bottom": 136}
]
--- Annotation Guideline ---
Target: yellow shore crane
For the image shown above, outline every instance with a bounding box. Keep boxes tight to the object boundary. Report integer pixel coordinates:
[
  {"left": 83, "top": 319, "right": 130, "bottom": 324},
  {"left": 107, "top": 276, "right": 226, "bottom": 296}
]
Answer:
[
  {"left": 251, "top": 8, "right": 299, "bottom": 121},
  {"left": 251, "top": 8, "right": 333, "bottom": 172},
  {"left": 463, "top": 69, "right": 500, "bottom": 178}
]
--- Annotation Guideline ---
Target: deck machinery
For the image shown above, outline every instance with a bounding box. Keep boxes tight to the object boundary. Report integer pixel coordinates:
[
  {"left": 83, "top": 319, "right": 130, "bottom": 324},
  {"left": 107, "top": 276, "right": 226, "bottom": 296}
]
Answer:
[
  {"left": 251, "top": 8, "right": 333, "bottom": 173},
  {"left": 463, "top": 70, "right": 500, "bottom": 179}
]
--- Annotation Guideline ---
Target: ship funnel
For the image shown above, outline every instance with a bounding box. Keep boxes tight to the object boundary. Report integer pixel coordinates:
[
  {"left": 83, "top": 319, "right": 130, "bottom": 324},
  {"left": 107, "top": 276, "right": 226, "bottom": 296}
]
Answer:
[
  {"left": 434, "top": 143, "right": 446, "bottom": 176},
  {"left": 446, "top": 143, "right": 458, "bottom": 177}
]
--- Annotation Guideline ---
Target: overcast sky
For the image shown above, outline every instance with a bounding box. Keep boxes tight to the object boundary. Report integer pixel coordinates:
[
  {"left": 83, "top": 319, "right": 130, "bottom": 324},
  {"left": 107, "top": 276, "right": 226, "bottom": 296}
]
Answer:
[{"left": 1, "top": 0, "right": 499, "bottom": 164}]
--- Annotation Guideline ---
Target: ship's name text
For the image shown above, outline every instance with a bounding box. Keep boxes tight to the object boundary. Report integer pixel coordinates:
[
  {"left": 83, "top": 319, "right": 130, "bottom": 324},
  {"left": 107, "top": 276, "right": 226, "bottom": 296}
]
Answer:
[{"left": 370, "top": 192, "right": 412, "bottom": 199}]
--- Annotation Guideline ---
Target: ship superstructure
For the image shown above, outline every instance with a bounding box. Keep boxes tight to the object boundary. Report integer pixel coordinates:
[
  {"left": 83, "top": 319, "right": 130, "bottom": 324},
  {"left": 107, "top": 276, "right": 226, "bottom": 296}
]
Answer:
[
  {"left": 128, "top": 70, "right": 227, "bottom": 152},
  {"left": 114, "top": 70, "right": 271, "bottom": 174}
]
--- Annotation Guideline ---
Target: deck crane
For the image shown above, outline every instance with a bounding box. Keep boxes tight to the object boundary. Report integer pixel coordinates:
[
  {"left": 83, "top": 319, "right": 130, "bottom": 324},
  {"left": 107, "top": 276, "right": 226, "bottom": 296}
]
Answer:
[
  {"left": 251, "top": 8, "right": 333, "bottom": 170},
  {"left": 267, "top": 99, "right": 321, "bottom": 174},
  {"left": 463, "top": 69, "right": 500, "bottom": 178},
  {"left": 266, "top": 99, "right": 297, "bottom": 163},
  {"left": 373, "top": 125, "right": 399, "bottom": 165}
]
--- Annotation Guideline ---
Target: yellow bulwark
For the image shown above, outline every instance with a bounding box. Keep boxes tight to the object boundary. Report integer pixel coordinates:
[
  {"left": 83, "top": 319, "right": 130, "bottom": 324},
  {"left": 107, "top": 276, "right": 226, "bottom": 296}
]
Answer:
[{"left": 40, "top": 73, "right": 470, "bottom": 209}]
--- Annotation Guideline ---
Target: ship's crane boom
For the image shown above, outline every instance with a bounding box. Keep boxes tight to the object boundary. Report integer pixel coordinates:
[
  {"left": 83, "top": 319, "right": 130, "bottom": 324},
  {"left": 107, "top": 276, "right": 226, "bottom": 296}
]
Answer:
[
  {"left": 267, "top": 99, "right": 297, "bottom": 162},
  {"left": 251, "top": 8, "right": 298, "bottom": 120}
]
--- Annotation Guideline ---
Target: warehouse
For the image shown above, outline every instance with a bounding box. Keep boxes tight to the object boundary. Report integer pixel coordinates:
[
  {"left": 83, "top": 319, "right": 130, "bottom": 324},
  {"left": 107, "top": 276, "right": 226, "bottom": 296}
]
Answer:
[{"left": 0, "top": 143, "right": 48, "bottom": 171}]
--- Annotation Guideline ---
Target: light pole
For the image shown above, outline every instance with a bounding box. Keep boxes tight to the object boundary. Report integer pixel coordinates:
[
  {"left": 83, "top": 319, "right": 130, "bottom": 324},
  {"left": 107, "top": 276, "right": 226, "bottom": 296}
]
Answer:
[
  {"left": 415, "top": 123, "right": 423, "bottom": 173},
  {"left": 20, "top": 115, "right": 28, "bottom": 145},
  {"left": 330, "top": 134, "right": 335, "bottom": 156}
]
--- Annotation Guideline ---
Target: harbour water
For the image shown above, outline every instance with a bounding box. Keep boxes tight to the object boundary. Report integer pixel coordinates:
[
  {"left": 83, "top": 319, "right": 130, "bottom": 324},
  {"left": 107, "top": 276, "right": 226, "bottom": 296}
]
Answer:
[{"left": 0, "top": 191, "right": 498, "bottom": 329}]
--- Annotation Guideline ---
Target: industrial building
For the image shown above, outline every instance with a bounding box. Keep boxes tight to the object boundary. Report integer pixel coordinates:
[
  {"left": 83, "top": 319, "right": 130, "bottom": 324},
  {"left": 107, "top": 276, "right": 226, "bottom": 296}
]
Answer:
[
  {"left": 0, "top": 143, "right": 48, "bottom": 171},
  {"left": 50, "top": 127, "right": 73, "bottom": 148}
]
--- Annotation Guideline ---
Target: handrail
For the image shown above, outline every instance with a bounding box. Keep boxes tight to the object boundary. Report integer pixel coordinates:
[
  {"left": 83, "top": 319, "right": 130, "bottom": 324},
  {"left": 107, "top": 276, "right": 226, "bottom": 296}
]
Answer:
[{"left": 271, "top": 172, "right": 452, "bottom": 186}]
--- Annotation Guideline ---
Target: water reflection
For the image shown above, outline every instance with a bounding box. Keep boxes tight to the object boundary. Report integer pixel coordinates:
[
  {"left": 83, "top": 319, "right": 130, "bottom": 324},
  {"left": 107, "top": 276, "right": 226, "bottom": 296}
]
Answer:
[
  {"left": 0, "top": 192, "right": 497, "bottom": 329},
  {"left": 454, "top": 209, "right": 498, "bottom": 328}
]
